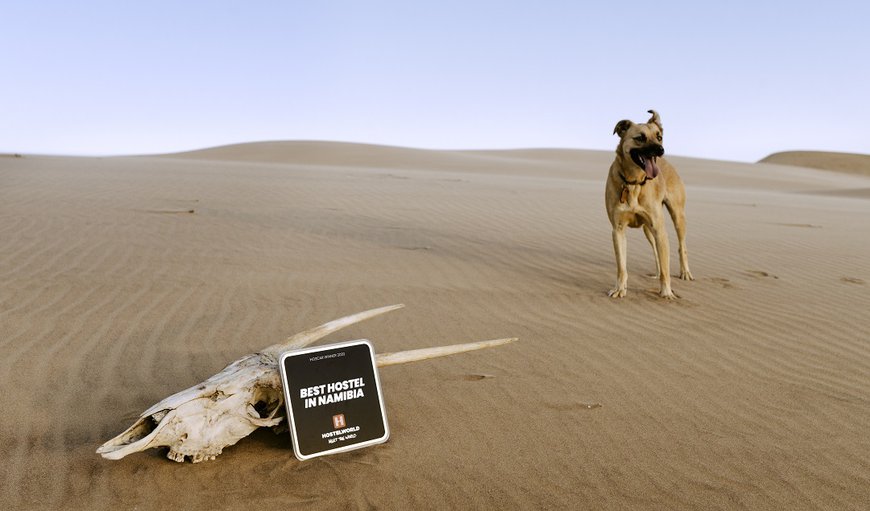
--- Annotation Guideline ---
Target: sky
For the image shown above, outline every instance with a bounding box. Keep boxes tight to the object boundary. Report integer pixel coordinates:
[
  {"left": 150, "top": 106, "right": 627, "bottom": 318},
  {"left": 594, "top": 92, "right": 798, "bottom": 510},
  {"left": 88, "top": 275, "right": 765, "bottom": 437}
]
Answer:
[{"left": 2, "top": 1, "right": 868, "bottom": 162}]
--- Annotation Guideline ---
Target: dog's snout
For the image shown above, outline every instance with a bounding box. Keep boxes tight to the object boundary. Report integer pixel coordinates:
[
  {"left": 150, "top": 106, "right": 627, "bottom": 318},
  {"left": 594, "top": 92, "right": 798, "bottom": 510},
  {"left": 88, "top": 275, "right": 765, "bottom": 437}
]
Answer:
[{"left": 652, "top": 144, "right": 664, "bottom": 156}]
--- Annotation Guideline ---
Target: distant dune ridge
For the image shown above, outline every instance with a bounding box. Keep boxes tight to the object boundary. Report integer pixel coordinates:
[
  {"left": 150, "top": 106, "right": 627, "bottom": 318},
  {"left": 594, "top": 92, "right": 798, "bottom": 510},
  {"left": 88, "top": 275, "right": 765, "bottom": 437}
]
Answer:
[
  {"left": 760, "top": 150, "right": 870, "bottom": 176},
  {"left": 163, "top": 140, "right": 613, "bottom": 176},
  {"left": 2, "top": 141, "right": 869, "bottom": 510},
  {"left": 170, "top": 141, "right": 870, "bottom": 177}
]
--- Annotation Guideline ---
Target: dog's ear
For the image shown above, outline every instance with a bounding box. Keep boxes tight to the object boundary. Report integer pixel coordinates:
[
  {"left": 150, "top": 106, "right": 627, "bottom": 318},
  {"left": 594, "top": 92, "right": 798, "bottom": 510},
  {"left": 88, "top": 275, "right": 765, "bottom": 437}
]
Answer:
[
  {"left": 647, "top": 109, "right": 662, "bottom": 129},
  {"left": 613, "top": 120, "right": 634, "bottom": 137}
]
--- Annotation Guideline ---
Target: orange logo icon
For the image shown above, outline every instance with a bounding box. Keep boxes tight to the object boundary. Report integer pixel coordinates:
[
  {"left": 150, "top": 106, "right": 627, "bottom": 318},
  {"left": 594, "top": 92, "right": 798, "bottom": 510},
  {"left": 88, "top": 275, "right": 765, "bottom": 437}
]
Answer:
[{"left": 332, "top": 414, "right": 346, "bottom": 429}]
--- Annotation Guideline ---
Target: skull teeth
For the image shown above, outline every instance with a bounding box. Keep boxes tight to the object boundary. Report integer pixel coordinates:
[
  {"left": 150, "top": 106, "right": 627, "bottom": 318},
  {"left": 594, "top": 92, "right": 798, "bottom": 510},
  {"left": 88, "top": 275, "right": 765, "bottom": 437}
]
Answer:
[
  {"left": 190, "top": 452, "right": 220, "bottom": 463},
  {"left": 172, "top": 451, "right": 220, "bottom": 463}
]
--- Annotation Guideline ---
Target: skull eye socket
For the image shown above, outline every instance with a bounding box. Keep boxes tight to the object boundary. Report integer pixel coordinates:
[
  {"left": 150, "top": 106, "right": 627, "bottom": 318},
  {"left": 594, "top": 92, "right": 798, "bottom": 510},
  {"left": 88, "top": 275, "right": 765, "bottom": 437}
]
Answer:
[
  {"left": 252, "top": 389, "right": 282, "bottom": 419},
  {"left": 253, "top": 400, "right": 276, "bottom": 418}
]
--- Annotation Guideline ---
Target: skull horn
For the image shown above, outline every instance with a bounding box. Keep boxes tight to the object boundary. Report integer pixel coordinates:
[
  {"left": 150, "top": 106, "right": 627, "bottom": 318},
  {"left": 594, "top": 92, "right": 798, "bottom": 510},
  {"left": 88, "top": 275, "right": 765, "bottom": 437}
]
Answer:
[
  {"left": 376, "top": 338, "right": 516, "bottom": 367},
  {"left": 261, "top": 304, "right": 405, "bottom": 357}
]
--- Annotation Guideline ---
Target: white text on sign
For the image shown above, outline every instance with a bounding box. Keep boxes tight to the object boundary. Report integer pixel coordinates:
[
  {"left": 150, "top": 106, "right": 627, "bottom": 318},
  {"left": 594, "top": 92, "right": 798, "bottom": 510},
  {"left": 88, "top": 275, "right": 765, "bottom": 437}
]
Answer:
[{"left": 300, "top": 378, "right": 366, "bottom": 409}]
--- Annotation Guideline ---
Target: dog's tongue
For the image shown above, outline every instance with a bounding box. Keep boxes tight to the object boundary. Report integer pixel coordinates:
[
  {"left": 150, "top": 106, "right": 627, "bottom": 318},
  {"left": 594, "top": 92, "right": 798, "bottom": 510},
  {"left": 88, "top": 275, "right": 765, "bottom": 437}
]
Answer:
[{"left": 645, "top": 156, "right": 660, "bottom": 179}]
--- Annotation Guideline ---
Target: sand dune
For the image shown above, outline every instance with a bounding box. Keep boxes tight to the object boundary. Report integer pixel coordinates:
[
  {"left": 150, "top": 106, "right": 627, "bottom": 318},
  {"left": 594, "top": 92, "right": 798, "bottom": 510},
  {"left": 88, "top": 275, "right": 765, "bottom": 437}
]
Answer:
[
  {"left": 163, "top": 140, "right": 612, "bottom": 178},
  {"left": 761, "top": 150, "right": 870, "bottom": 176},
  {"left": 1, "top": 143, "right": 869, "bottom": 510}
]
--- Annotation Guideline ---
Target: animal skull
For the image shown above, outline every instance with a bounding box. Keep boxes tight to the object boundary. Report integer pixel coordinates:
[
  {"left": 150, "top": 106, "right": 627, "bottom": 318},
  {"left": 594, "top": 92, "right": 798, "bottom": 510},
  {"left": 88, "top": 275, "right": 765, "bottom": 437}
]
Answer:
[{"left": 97, "top": 305, "right": 515, "bottom": 463}]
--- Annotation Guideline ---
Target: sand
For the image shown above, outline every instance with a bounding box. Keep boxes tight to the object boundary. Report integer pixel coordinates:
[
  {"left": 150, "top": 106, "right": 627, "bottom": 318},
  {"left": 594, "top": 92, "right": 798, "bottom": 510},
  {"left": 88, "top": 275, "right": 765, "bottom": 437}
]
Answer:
[{"left": 1, "top": 143, "right": 869, "bottom": 510}]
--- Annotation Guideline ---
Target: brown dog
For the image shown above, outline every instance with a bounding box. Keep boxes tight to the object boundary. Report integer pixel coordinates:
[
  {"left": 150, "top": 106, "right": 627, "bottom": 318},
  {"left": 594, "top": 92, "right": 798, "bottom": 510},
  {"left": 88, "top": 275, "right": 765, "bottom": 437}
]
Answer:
[{"left": 605, "top": 110, "right": 693, "bottom": 299}]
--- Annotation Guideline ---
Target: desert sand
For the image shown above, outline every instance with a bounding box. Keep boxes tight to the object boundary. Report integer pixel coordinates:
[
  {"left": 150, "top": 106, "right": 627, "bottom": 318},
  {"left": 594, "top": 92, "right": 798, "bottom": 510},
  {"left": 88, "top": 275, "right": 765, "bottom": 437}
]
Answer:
[{"left": 1, "top": 142, "right": 868, "bottom": 510}]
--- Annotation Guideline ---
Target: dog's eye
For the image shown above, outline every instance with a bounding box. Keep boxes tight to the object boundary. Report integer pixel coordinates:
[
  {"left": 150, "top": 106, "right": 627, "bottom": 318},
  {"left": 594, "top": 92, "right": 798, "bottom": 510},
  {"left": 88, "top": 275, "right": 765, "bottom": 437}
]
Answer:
[
  {"left": 633, "top": 134, "right": 646, "bottom": 143},
  {"left": 656, "top": 133, "right": 662, "bottom": 141}
]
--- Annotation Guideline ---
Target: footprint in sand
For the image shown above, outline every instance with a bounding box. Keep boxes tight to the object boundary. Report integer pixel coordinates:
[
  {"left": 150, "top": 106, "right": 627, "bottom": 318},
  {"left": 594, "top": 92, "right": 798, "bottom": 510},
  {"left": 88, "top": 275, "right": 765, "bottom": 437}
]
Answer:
[
  {"left": 840, "top": 277, "right": 866, "bottom": 285},
  {"left": 462, "top": 373, "right": 496, "bottom": 381},
  {"left": 146, "top": 209, "right": 196, "bottom": 214},
  {"left": 545, "top": 401, "right": 602, "bottom": 411},
  {"left": 708, "top": 277, "right": 736, "bottom": 289},
  {"left": 773, "top": 223, "right": 822, "bottom": 229},
  {"left": 744, "top": 270, "right": 779, "bottom": 280}
]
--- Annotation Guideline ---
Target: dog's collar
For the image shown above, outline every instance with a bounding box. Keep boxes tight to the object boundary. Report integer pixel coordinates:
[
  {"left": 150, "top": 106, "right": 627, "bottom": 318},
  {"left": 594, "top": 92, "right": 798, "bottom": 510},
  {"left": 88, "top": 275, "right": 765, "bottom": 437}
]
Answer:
[
  {"left": 619, "top": 172, "right": 647, "bottom": 186},
  {"left": 618, "top": 173, "right": 647, "bottom": 204}
]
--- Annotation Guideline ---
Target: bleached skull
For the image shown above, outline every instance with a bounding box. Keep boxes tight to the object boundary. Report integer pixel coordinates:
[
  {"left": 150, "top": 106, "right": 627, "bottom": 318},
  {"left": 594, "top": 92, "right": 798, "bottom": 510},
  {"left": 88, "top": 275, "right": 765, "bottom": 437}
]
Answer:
[{"left": 97, "top": 305, "right": 514, "bottom": 463}]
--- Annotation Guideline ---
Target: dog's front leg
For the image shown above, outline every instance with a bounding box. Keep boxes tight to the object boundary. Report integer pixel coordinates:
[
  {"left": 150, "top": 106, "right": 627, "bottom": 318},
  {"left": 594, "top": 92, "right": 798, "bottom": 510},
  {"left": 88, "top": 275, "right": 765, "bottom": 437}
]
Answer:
[
  {"left": 609, "top": 225, "right": 628, "bottom": 298},
  {"left": 672, "top": 210, "right": 693, "bottom": 281}
]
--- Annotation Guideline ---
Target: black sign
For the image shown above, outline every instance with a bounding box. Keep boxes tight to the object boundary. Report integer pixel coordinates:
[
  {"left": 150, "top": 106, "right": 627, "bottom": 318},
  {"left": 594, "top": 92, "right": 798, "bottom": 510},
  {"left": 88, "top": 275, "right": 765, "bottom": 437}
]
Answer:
[{"left": 279, "top": 340, "right": 389, "bottom": 460}]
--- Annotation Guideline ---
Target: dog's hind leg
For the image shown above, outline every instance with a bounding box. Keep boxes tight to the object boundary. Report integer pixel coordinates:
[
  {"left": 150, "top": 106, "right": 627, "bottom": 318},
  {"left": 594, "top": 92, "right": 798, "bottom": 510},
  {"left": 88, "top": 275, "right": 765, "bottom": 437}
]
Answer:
[
  {"left": 608, "top": 226, "right": 628, "bottom": 298},
  {"left": 642, "top": 224, "right": 661, "bottom": 279},
  {"left": 651, "top": 212, "right": 676, "bottom": 299},
  {"left": 665, "top": 199, "right": 694, "bottom": 281}
]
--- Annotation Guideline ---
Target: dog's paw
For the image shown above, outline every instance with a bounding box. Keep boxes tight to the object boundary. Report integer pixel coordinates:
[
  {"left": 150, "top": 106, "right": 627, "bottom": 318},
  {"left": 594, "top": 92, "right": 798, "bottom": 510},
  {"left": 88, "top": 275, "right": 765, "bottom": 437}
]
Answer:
[
  {"left": 679, "top": 270, "right": 694, "bottom": 281},
  {"left": 608, "top": 287, "right": 626, "bottom": 298},
  {"left": 659, "top": 289, "right": 678, "bottom": 299}
]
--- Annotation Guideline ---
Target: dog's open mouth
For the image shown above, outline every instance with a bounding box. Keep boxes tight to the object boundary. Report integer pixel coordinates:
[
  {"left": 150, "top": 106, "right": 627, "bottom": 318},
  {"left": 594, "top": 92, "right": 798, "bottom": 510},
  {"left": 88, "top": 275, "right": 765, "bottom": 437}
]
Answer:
[{"left": 630, "top": 149, "right": 661, "bottom": 180}]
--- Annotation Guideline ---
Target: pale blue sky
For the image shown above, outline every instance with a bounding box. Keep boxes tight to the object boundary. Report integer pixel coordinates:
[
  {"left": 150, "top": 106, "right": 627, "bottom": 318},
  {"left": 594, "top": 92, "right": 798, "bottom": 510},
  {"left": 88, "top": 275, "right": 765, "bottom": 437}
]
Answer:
[{"left": 2, "top": 1, "right": 867, "bottom": 161}]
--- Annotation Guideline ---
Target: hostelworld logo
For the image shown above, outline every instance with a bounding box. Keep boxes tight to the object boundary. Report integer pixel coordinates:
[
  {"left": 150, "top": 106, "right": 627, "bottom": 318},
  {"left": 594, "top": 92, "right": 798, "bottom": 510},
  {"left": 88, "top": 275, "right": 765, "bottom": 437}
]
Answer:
[{"left": 332, "top": 414, "right": 346, "bottom": 429}]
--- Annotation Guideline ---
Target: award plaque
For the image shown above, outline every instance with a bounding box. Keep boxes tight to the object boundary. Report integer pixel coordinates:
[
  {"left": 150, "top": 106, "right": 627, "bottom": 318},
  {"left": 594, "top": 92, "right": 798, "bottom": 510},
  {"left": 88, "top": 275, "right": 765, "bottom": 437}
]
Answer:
[{"left": 279, "top": 340, "right": 389, "bottom": 460}]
